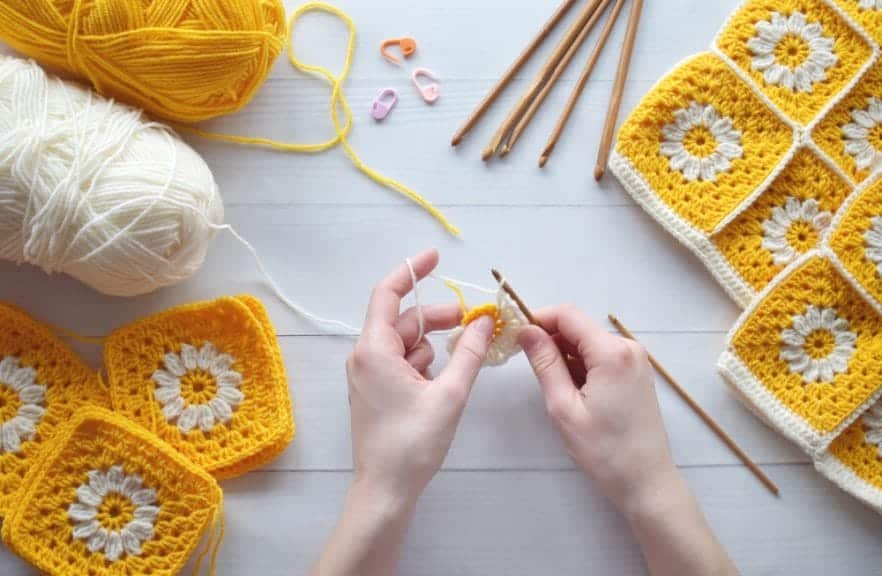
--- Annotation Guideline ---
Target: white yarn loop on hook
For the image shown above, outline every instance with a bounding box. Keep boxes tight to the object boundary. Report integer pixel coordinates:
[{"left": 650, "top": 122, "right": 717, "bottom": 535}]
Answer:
[{"left": 0, "top": 56, "right": 223, "bottom": 297}]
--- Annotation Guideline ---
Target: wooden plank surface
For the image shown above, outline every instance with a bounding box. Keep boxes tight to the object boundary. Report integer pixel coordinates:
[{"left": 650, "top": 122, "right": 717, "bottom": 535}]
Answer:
[{"left": 2, "top": 0, "right": 879, "bottom": 573}]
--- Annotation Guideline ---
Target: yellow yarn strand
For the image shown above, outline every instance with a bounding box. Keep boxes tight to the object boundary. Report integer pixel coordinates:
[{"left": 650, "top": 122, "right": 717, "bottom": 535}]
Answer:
[
  {"left": 443, "top": 278, "right": 470, "bottom": 317},
  {"left": 182, "top": 2, "right": 460, "bottom": 237}
]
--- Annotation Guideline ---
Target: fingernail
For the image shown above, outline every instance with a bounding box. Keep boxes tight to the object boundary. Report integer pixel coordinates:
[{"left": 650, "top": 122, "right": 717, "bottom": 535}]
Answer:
[{"left": 473, "top": 315, "right": 495, "bottom": 337}]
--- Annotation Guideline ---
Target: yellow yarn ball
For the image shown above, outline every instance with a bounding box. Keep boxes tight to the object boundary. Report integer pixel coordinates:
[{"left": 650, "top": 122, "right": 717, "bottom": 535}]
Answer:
[{"left": 0, "top": 0, "right": 287, "bottom": 122}]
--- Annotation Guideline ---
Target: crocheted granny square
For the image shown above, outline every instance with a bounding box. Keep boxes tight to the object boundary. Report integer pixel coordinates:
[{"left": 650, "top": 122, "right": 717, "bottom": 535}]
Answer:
[
  {"left": 104, "top": 295, "right": 294, "bottom": 480},
  {"left": 0, "top": 303, "right": 108, "bottom": 516},
  {"left": 611, "top": 0, "right": 882, "bottom": 307},
  {"left": 719, "top": 254, "right": 882, "bottom": 453},
  {"left": 1, "top": 407, "right": 221, "bottom": 575}
]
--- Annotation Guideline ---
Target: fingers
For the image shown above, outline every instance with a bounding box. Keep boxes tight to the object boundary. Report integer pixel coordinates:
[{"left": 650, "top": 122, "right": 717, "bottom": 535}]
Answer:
[
  {"left": 518, "top": 326, "right": 582, "bottom": 422},
  {"left": 405, "top": 340, "right": 435, "bottom": 375},
  {"left": 364, "top": 249, "right": 439, "bottom": 331},
  {"left": 437, "top": 316, "right": 495, "bottom": 403},
  {"left": 553, "top": 333, "right": 587, "bottom": 388},
  {"left": 533, "top": 305, "right": 618, "bottom": 371},
  {"left": 396, "top": 303, "right": 462, "bottom": 350}
]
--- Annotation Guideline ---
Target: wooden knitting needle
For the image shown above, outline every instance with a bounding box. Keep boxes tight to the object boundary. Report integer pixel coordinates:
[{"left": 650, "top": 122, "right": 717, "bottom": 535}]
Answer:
[
  {"left": 501, "top": 0, "right": 615, "bottom": 157},
  {"left": 451, "top": 0, "right": 581, "bottom": 147},
  {"left": 483, "top": 0, "right": 604, "bottom": 161},
  {"left": 607, "top": 314, "right": 780, "bottom": 497},
  {"left": 491, "top": 269, "right": 541, "bottom": 328},
  {"left": 540, "top": 0, "right": 627, "bottom": 167},
  {"left": 594, "top": 0, "right": 643, "bottom": 181}
]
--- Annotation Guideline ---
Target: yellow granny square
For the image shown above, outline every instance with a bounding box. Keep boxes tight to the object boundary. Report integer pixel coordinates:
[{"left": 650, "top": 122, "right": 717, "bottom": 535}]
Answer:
[
  {"left": 712, "top": 148, "right": 852, "bottom": 304},
  {"left": 615, "top": 52, "right": 793, "bottom": 237},
  {"left": 715, "top": 0, "right": 874, "bottom": 126},
  {"left": 833, "top": 0, "right": 882, "bottom": 45},
  {"left": 104, "top": 295, "right": 294, "bottom": 480},
  {"left": 815, "top": 57, "right": 882, "bottom": 184},
  {"left": 1, "top": 408, "right": 221, "bottom": 575},
  {"left": 815, "top": 398, "right": 882, "bottom": 511},
  {"left": 0, "top": 303, "right": 108, "bottom": 516},
  {"left": 719, "top": 254, "right": 882, "bottom": 453},
  {"left": 828, "top": 174, "right": 882, "bottom": 307}
]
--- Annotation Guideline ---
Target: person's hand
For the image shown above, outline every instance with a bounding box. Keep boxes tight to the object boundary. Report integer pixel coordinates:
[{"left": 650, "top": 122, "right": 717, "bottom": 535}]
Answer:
[
  {"left": 346, "top": 248, "right": 496, "bottom": 509},
  {"left": 517, "top": 305, "right": 677, "bottom": 515}
]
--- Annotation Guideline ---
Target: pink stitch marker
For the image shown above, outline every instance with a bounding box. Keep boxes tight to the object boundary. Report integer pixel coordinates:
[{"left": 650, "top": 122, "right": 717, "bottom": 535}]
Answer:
[
  {"left": 412, "top": 68, "right": 440, "bottom": 104},
  {"left": 370, "top": 88, "right": 398, "bottom": 121}
]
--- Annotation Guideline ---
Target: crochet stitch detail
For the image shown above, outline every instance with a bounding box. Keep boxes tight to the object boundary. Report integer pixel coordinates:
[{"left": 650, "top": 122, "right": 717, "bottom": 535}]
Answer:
[
  {"left": 447, "top": 290, "right": 528, "bottom": 367},
  {"left": 1, "top": 407, "right": 221, "bottom": 575},
  {"left": 104, "top": 295, "right": 294, "bottom": 480},
  {"left": 0, "top": 303, "right": 108, "bottom": 516}
]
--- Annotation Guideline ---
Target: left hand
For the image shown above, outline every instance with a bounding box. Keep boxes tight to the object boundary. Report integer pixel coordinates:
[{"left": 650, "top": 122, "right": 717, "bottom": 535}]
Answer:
[{"left": 346, "top": 248, "right": 495, "bottom": 508}]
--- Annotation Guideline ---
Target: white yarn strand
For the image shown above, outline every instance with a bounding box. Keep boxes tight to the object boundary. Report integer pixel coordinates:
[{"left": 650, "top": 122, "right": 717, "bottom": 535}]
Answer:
[{"left": 0, "top": 55, "right": 223, "bottom": 297}]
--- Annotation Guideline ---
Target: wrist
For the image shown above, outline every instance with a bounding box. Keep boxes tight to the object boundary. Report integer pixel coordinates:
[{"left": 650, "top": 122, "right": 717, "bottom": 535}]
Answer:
[
  {"left": 619, "top": 462, "right": 691, "bottom": 527},
  {"left": 346, "top": 474, "right": 418, "bottom": 526}
]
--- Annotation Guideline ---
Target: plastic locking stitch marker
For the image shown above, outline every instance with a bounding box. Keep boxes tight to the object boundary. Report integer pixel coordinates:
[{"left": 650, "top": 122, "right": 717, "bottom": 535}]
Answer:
[
  {"left": 381, "top": 37, "right": 417, "bottom": 64},
  {"left": 370, "top": 88, "right": 398, "bottom": 121},
  {"left": 412, "top": 68, "right": 441, "bottom": 104}
]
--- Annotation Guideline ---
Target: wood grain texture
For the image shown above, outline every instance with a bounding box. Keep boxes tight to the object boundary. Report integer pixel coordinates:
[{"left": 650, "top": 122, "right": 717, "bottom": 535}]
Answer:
[{"left": 1, "top": 0, "right": 877, "bottom": 573}]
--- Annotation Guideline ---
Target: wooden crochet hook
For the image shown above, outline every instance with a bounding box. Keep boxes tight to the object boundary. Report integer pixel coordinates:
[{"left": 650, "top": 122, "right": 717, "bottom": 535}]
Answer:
[
  {"left": 491, "top": 269, "right": 541, "bottom": 328},
  {"left": 608, "top": 314, "right": 780, "bottom": 497}
]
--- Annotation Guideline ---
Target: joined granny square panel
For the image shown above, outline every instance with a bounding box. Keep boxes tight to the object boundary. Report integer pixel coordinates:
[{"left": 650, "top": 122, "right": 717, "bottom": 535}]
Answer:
[{"left": 613, "top": 0, "right": 882, "bottom": 511}]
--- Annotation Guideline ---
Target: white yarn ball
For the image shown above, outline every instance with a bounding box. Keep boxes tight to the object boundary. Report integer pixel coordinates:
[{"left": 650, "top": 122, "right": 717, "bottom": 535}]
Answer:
[{"left": 0, "top": 55, "right": 223, "bottom": 297}]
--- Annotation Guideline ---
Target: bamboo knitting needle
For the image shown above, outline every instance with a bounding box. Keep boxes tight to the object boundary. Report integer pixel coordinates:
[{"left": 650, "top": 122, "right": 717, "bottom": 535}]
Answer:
[
  {"left": 501, "top": 0, "right": 615, "bottom": 157},
  {"left": 594, "top": 0, "right": 643, "bottom": 181},
  {"left": 451, "top": 0, "right": 581, "bottom": 147},
  {"left": 540, "top": 0, "right": 627, "bottom": 168},
  {"left": 482, "top": 0, "right": 604, "bottom": 161},
  {"left": 607, "top": 314, "right": 780, "bottom": 497},
  {"left": 491, "top": 269, "right": 541, "bottom": 328}
]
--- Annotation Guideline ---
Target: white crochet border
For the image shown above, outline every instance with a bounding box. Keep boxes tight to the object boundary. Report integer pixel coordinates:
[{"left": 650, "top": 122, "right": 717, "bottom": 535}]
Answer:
[{"left": 815, "top": 450, "right": 882, "bottom": 513}]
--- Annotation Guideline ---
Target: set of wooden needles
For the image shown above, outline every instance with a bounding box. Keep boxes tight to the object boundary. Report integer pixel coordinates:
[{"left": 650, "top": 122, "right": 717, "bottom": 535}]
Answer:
[{"left": 451, "top": 0, "right": 641, "bottom": 178}]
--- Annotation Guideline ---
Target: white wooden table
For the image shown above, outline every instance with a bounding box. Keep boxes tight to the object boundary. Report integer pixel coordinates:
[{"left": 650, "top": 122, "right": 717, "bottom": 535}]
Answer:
[{"left": 3, "top": 1, "right": 882, "bottom": 573}]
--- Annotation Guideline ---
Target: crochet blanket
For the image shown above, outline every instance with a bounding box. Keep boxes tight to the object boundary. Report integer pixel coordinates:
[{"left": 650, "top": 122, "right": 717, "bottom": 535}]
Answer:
[{"left": 611, "top": 0, "right": 882, "bottom": 511}]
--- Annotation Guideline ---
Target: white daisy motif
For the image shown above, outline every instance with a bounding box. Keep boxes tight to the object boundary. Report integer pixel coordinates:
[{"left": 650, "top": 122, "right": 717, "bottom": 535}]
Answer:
[
  {"left": 761, "top": 197, "right": 832, "bottom": 265},
  {"left": 0, "top": 356, "right": 46, "bottom": 454},
  {"left": 861, "top": 400, "right": 882, "bottom": 456},
  {"left": 780, "top": 306, "right": 856, "bottom": 384},
  {"left": 152, "top": 342, "right": 244, "bottom": 434},
  {"left": 859, "top": 0, "right": 882, "bottom": 10},
  {"left": 660, "top": 102, "right": 743, "bottom": 182},
  {"left": 843, "top": 97, "right": 882, "bottom": 171},
  {"left": 864, "top": 216, "right": 882, "bottom": 275},
  {"left": 748, "top": 12, "right": 838, "bottom": 93},
  {"left": 447, "top": 290, "right": 529, "bottom": 367},
  {"left": 68, "top": 465, "right": 159, "bottom": 563}
]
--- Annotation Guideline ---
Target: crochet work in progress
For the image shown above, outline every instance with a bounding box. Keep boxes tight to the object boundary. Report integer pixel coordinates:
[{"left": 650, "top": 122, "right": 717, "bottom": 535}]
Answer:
[
  {"left": 104, "top": 295, "right": 294, "bottom": 480},
  {"left": 611, "top": 0, "right": 882, "bottom": 510},
  {"left": 1, "top": 408, "right": 222, "bottom": 576},
  {"left": 446, "top": 289, "right": 529, "bottom": 367},
  {"left": 0, "top": 303, "right": 108, "bottom": 516}
]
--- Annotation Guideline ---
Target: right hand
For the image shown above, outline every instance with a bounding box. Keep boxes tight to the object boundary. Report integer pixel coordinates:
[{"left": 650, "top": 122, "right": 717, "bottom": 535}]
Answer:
[{"left": 517, "top": 305, "right": 678, "bottom": 515}]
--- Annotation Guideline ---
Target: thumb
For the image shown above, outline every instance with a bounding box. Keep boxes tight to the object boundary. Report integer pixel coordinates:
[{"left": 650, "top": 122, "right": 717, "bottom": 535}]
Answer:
[
  {"left": 438, "top": 315, "right": 495, "bottom": 401},
  {"left": 518, "top": 326, "right": 579, "bottom": 419}
]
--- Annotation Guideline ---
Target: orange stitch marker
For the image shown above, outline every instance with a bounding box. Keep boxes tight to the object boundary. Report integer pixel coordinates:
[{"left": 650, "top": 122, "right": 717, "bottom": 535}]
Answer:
[{"left": 381, "top": 37, "right": 417, "bottom": 64}]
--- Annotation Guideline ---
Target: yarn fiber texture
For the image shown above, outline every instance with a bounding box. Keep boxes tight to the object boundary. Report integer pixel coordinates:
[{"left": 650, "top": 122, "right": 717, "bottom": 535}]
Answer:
[
  {"left": 0, "top": 55, "right": 224, "bottom": 297},
  {"left": 0, "top": 0, "right": 287, "bottom": 123},
  {"left": 611, "top": 0, "right": 882, "bottom": 513}
]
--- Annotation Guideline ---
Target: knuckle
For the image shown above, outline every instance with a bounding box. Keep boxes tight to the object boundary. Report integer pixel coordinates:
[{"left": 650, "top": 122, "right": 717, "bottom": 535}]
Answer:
[
  {"left": 608, "top": 338, "right": 636, "bottom": 367},
  {"left": 350, "top": 342, "right": 374, "bottom": 369},
  {"left": 559, "top": 303, "right": 580, "bottom": 317}
]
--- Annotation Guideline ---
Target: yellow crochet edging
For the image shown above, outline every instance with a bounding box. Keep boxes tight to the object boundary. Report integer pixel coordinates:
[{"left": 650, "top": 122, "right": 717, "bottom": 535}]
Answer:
[
  {"left": 0, "top": 302, "right": 109, "bottom": 517},
  {"left": 104, "top": 295, "right": 294, "bottom": 480},
  {"left": 182, "top": 2, "right": 459, "bottom": 237},
  {"left": 1, "top": 407, "right": 222, "bottom": 576}
]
